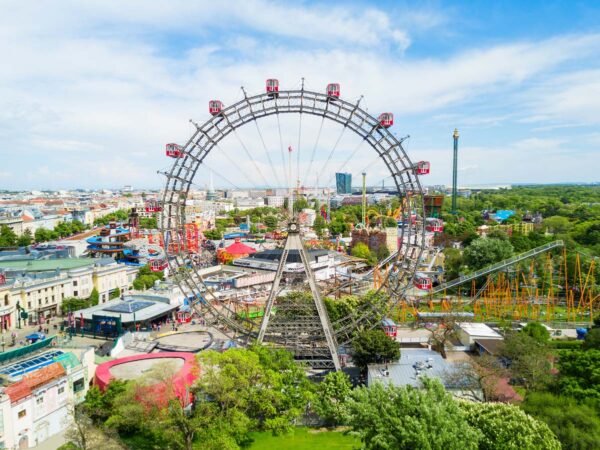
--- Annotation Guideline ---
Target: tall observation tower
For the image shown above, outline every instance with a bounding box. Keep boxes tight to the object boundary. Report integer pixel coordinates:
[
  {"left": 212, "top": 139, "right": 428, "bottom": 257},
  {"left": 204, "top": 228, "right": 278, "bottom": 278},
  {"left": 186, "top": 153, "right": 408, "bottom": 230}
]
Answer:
[{"left": 451, "top": 128, "right": 459, "bottom": 214}]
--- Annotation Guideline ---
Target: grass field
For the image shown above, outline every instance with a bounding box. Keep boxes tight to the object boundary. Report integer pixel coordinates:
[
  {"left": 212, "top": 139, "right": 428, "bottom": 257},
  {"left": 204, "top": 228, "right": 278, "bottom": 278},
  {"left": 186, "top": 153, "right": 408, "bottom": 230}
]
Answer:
[{"left": 247, "top": 427, "right": 359, "bottom": 450}]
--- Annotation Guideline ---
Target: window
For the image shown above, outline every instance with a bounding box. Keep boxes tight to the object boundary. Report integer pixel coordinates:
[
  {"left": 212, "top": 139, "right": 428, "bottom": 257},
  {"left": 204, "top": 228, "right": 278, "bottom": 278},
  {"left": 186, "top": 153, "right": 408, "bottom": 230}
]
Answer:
[
  {"left": 36, "top": 397, "right": 44, "bottom": 405},
  {"left": 58, "top": 386, "right": 65, "bottom": 395},
  {"left": 73, "top": 378, "right": 85, "bottom": 393},
  {"left": 28, "top": 302, "right": 31, "bottom": 309},
  {"left": 73, "top": 280, "right": 78, "bottom": 286},
  {"left": 18, "top": 410, "right": 26, "bottom": 419},
  {"left": 73, "top": 291, "right": 78, "bottom": 297}
]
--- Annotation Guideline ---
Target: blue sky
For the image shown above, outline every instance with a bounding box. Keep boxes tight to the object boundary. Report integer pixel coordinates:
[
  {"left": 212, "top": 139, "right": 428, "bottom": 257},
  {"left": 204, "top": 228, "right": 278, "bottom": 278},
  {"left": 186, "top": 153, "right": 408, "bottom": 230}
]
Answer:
[{"left": 0, "top": 0, "right": 599, "bottom": 190}]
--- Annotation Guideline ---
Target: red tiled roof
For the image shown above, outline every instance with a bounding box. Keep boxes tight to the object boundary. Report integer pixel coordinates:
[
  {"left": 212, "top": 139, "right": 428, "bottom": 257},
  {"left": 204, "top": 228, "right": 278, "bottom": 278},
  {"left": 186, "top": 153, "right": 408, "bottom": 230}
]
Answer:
[
  {"left": 5, "top": 382, "right": 31, "bottom": 403},
  {"left": 5, "top": 363, "right": 66, "bottom": 403}
]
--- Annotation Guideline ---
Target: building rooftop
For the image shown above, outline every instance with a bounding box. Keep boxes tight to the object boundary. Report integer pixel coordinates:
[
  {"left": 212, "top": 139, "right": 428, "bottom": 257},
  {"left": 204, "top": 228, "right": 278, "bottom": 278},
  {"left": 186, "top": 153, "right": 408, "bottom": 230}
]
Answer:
[
  {"left": 5, "top": 362, "right": 66, "bottom": 403},
  {"left": 368, "top": 349, "right": 460, "bottom": 389},
  {"left": 247, "top": 248, "right": 329, "bottom": 263},
  {"left": 474, "top": 338, "right": 504, "bottom": 355},
  {"left": 458, "top": 322, "right": 503, "bottom": 339},
  {"left": 0, "top": 257, "right": 100, "bottom": 272},
  {"left": 78, "top": 294, "right": 178, "bottom": 324}
]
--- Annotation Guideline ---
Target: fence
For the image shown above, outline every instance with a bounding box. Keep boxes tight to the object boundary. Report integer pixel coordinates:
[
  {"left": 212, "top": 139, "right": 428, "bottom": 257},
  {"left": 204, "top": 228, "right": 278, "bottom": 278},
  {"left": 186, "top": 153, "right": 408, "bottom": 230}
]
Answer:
[{"left": 0, "top": 336, "right": 55, "bottom": 365}]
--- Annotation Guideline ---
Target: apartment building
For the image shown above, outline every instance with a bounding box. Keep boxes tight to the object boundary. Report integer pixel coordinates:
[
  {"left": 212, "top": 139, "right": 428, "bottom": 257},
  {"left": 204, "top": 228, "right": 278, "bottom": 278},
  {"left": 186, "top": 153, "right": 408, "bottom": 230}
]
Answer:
[{"left": 0, "top": 259, "right": 139, "bottom": 329}]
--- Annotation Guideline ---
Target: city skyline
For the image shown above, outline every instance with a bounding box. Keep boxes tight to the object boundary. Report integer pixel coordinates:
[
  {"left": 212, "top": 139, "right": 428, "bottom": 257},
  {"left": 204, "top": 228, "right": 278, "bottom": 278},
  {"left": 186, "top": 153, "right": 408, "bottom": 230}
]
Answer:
[{"left": 1, "top": 1, "right": 599, "bottom": 190}]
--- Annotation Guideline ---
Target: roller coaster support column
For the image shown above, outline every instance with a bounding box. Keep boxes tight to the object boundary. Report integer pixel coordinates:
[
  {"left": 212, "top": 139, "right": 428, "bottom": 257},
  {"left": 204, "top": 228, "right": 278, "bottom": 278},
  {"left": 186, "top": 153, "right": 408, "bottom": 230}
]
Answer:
[{"left": 452, "top": 128, "right": 459, "bottom": 214}]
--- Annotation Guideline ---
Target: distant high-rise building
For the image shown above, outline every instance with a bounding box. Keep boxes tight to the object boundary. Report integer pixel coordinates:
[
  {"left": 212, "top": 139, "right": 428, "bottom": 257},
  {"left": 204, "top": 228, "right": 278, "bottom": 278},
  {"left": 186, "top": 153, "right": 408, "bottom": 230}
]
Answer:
[{"left": 335, "top": 172, "right": 352, "bottom": 194}]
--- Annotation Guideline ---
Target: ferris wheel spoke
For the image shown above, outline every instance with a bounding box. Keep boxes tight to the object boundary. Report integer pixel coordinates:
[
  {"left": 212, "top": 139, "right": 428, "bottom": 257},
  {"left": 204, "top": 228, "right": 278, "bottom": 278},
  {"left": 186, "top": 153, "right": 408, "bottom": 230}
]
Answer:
[
  {"left": 276, "top": 113, "right": 287, "bottom": 188},
  {"left": 314, "top": 126, "right": 347, "bottom": 188},
  {"left": 211, "top": 141, "right": 261, "bottom": 189},
  {"left": 253, "top": 120, "right": 282, "bottom": 188},
  {"left": 306, "top": 115, "right": 326, "bottom": 191},
  {"left": 231, "top": 128, "right": 271, "bottom": 187},
  {"left": 324, "top": 134, "right": 366, "bottom": 187},
  {"left": 201, "top": 162, "right": 242, "bottom": 190},
  {"left": 296, "top": 105, "right": 303, "bottom": 187}
]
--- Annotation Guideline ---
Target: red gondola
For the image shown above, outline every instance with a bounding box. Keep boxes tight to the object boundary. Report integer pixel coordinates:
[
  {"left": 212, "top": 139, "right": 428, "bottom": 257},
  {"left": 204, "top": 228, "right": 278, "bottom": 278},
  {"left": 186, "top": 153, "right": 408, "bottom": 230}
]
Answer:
[
  {"left": 149, "top": 259, "right": 168, "bottom": 272},
  {"left": 326, "top": 83, "right": 340, "bottom": 98},
  {"left": 209, "top": 100, "right": 223, "bottom": 116},
  {"left": 416, "top": 161, "right": 430, "bottom": 175},
  {"left": 414, "top": 273, "right": 432, "bottom": 290},
  {"left": 381, "top": 318, "right": 397, "bottom": 338},
  {"left": 378, "top": 112, "right": 394, "bottom": 128},
  {"left": 266, "top": 79, "right": 279, "bottom": 96},
  {"left": 425, "top": 218, "right": 444, "bottom": 233},
  {"left": 165, "top": 143, "right": 182, "bottom": 158},
  {"left": 145, "top": 200, "right": 162, "bottom": 213}
]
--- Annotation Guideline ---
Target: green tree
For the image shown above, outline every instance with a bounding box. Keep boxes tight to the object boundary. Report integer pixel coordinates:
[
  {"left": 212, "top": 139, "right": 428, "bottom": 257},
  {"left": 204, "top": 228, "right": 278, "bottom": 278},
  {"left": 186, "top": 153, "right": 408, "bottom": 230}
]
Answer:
[
  {"left": 351, "top": 329, "right": 400, "bottom": 371},
  {"left": 263, "top": 215, "right": 278, "bottom": 230},
  {"left": 346, "top": 379, "right": 481, "bottom": 450},
  {"left": 312, "top": 371, "right": 352, "bottom": 426},
  {"left": 522, "top": 392, "right": 600, "bottom": 450},
  {"left": 460, "top": 401, "right": 560, "bottom": 450},
  {"left": 522, "top": 322, "right": 550, "bottom": 344},
  {"left": 204, "top": 229, "right": 222, "bottom": 240},
  {"left": 555, "top": 349, "right": 600, "bottom": 400},
  {"left": 35, "top": 227, "right": 51, "bottom": 243},
  {"left": 60, "top": 297, "right": 91, "bottom": 314},
  {"left": 0, "top": 225, "right": 17, "bottom": 247},
  {"left": 313, "top": 215, "right": 326, "bottom": 238},
  {"left": 17, "top": 229, "right": 33, "bottom": 247},
  {"left": 583, "top": 327, "right": 600, "bottom": 350},
  {"left": 351, "top": 242, "right": 371, "bottom": 260},
  {"left": 544, "top": 215, "right": 573, "bottom": 234},
  {"left": 197, "top": 346, "right": 313, "bottom": 436},
  {"left": 293, "top": 197, "right": 309, "bottom": 212},
  {"left": 88, "top": 288, "right": 100, "bottom": 306},
  {"left": 500, "top": 332, "right": 552, "bottom": 390},
  {"left": 384, "top": 216, "right": 398, "bottom": 228},
  {"left": 443, "top": 247, "right": 463, "bottom": 281},
  {"left": 110, "top": 287, "right": 121, "bottom": 300},
  {"left": 375, "top": 244, "right": 390, "bottom": 261},
  {"left": 463, "top": 237, "right": 514, "bottom": 271}
]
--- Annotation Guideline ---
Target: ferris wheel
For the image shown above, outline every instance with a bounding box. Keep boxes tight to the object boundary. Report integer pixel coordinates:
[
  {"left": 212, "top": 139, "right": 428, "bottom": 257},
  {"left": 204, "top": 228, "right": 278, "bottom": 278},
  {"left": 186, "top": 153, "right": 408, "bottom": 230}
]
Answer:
[{"left": 159, "top": 79, "right": 429, "bottom": 368}]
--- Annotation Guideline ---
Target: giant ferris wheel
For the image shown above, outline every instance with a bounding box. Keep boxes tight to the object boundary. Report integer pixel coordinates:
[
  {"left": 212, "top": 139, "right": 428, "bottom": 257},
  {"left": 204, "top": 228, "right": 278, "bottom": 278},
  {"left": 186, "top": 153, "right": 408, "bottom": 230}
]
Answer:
[{"left": 158, "top": 79, "right": 429, "bottom": 370}]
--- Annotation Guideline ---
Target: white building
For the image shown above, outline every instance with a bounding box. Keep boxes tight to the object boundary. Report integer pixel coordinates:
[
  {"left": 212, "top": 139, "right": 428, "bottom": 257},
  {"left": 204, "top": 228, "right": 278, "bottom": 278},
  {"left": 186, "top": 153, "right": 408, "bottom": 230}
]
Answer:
[
  {"left": 235, "top": 198, "right": 265, "bottom": 210},
  {"left": 456, "top": 322, "right": 503, "bottom": 348},
  {"left": 266, "top": 196, "right": 285, "bottom": 207},
  {"left": 0, "top": 347, "right": 95, "bottom": 449},
  {"left": 0, "top": 259, "right": 138, "bottom": 329}
]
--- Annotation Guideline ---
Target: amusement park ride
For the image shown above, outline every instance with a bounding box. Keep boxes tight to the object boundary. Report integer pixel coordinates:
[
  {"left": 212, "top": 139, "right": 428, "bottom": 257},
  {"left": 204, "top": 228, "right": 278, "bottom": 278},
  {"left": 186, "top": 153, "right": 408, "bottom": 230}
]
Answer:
[
  {"left": 154, "top": 79, "right": 600, "bottom": 370},
  {"left": 157, "top": 79, "right": 433, "bottom": 370}
]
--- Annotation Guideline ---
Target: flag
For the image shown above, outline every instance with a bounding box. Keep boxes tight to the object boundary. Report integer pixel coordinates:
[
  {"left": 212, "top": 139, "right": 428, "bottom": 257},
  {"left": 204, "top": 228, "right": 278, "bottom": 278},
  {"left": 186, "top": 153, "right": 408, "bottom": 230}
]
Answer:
[{"left": 288, "top": 145, "right": 293, "bottom": 152}]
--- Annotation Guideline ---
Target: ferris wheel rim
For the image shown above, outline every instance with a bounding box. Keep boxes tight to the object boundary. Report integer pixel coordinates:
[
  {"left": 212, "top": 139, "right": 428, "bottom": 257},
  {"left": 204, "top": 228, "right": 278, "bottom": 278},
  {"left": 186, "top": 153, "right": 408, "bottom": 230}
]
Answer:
[{"left": 159, "top": 87, "right": 426, "bottom": 344}]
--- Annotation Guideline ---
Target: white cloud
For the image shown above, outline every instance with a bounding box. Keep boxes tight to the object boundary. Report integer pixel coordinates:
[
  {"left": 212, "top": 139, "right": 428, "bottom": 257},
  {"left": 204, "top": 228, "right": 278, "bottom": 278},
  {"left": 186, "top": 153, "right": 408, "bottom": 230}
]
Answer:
[{"left": 0, "top": 2, "right": 599, "bottom": 188}]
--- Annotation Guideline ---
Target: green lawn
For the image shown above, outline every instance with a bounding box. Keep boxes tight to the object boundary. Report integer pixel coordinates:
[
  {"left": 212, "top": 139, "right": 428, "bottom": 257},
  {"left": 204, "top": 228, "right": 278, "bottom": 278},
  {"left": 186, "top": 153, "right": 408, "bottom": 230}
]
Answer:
[{"left": 247, "top": 427, "right": 360, "bottom": 450}]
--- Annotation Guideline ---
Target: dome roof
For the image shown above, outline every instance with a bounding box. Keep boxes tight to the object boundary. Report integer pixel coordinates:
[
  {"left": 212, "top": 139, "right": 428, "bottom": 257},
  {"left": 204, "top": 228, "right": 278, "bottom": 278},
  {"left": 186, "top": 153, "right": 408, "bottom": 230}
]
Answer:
[{"left": 225, "top": 238, "right": 256, "bottom": 255}]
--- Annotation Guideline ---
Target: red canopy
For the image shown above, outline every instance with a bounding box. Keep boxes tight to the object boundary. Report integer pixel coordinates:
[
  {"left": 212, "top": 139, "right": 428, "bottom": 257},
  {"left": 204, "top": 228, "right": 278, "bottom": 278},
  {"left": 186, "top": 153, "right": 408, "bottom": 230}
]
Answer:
[{"left": 225, "top": 238, "right": 256, "bottom": 255}]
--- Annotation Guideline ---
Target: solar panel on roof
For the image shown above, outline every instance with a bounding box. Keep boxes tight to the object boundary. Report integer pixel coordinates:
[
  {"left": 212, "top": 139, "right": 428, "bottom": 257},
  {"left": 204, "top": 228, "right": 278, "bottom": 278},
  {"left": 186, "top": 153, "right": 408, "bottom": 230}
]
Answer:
[{"left": 103, "top": 301, "right": 154, "bottom": 314}]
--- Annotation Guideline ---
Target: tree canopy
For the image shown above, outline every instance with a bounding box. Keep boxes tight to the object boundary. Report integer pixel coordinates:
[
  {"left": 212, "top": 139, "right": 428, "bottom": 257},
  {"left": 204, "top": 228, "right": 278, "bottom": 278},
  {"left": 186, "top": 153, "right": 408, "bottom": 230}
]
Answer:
[
  {"left": 351, "top": 329, "right": 400, "bottom": 371},
  {"left": 460, "top": 401, "right": 561, "bottom": 450},
  {"left": 346, "top": 379, "right": 481, "bottom": 450}
]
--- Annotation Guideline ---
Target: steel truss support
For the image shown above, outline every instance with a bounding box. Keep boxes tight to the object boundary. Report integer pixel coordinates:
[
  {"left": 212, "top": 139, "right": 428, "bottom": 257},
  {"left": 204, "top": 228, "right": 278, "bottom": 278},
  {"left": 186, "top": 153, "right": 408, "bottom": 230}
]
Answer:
[{"left": 257, "top": 221, "right": 341, "bottom": 370}]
